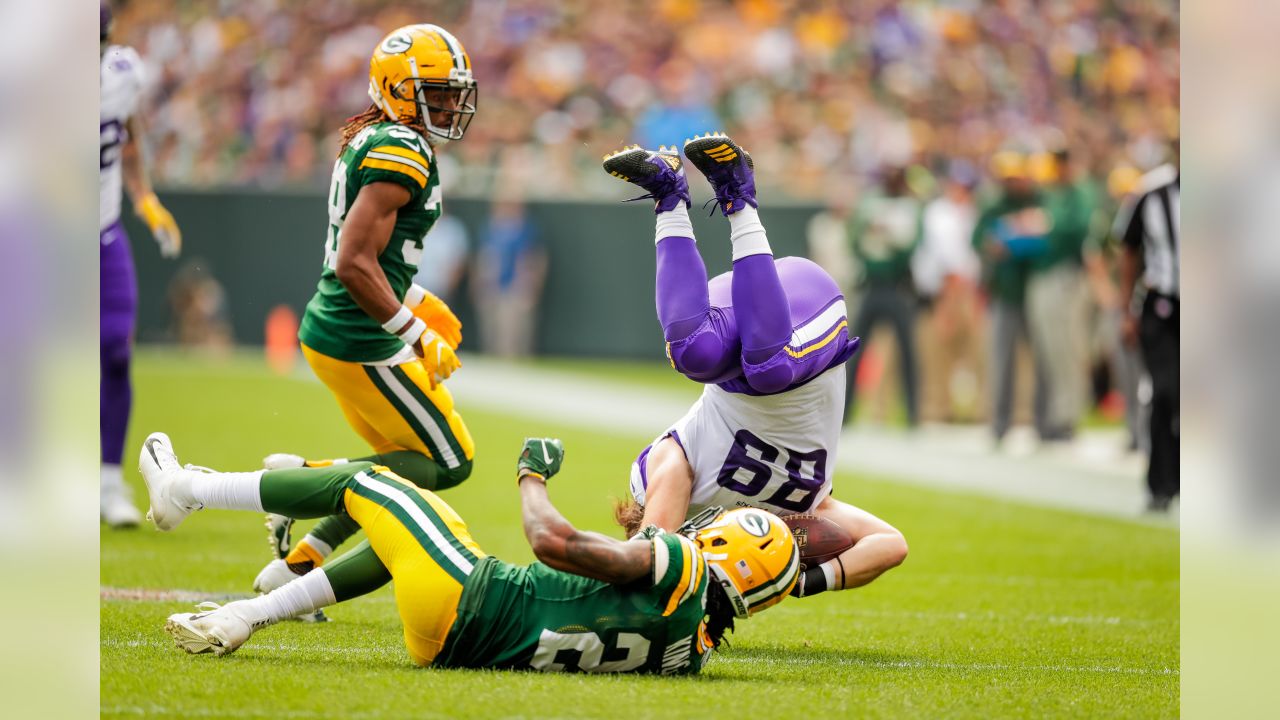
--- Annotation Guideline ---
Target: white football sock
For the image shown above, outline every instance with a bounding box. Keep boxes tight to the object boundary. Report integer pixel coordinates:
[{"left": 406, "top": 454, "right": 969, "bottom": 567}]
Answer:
[
  {"left": 238, "top": 568, "right": 337, "bottom": 625},
  {"left": 655, "top": 203, "right": 694, "bottom": 245},
  {"left": 728, "top": 206, "right": 772, "bottom": 260},
  {"left": 101, "top": 463, "right": 124, "bottom": 490},
  {"left": 185, "top": 470, "right": 265, "bottom": 511},
  {"left": 296, "top": 533, "right": 333, "bottom": 560}
]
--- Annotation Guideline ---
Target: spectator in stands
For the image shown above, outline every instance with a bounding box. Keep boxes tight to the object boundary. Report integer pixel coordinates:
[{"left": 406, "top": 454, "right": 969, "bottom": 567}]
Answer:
[
  {"left": 973, "top": 152, "right": 1049, "bottom": 445},
  {"left": 111, "top": 0, "right": 1179, "bottom": 204},
  {"left": 914, "top": 161, "right": 982, "bottom": 422},
  {"left": 844, "top": 166, "right": 923, "bottom": 427},
  {"left": 471, "top": 190, "right": 547, "bottom": 358},
  {"left": 412, "top": 214, "right": 470, "bottom": 304},
  {"left": 1026, "top": 149, "right": 1099, "bottom": 441}
]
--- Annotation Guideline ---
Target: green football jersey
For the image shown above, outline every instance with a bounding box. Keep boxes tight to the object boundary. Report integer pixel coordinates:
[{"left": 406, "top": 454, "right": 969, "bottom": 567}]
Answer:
[
  {"left": 435, "top": 529, "right": 714, "bottom": 675},
  {"left": 299, "top": 122, "right": 442, "bottom": 362}
]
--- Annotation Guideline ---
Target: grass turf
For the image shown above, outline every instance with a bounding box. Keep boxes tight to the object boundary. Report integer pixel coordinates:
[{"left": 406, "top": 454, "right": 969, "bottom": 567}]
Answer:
[{"left": 101, "top": 350, "right": 1178, "bottom": 719}]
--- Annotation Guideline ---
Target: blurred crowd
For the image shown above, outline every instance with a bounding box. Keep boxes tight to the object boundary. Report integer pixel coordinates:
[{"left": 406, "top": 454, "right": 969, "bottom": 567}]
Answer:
[
  {"left": 116, "top": 0, "right": 1178, "bottom": 469},
  {"left": 112, "top": 0, "right": 1178, "bottom": 200}
]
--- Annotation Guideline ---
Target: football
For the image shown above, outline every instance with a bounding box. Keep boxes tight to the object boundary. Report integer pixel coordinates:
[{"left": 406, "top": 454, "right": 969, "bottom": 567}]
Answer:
[{"left": 781, "top": 514, "right": 854, "bottom": 568}]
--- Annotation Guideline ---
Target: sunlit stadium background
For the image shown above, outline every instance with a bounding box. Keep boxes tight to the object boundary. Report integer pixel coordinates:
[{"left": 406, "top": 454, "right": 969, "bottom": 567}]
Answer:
[{"left": 101, "top": 1, "right": 1181, "bottom": 717}]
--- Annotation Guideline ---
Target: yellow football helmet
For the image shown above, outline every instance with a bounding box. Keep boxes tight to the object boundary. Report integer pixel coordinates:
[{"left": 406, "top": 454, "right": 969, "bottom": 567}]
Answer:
[
  {"left": 368, "top": 24, "right": 477, "bottom": 142},
  {"left": 694, "top": 508, "right": 799, "bottom": 618}
]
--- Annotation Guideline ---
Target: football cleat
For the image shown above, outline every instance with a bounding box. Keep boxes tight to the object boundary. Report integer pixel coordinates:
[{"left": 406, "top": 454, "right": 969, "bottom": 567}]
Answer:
[
  {"left": 602, "top": 144, "right": 691, "bottom": 213},
  {"left": 165, "top": 601, "right": 266, "bottom": 657},
  {"left": 253, "top": 558, "right": 300, "bottom": 595},
  {"left": 264, "top": 513, "right": 294, "bottom": 560},
  {"left": 139, "top": 432, "right": 202, "bottom": 531},
  {"left": 683, "top": 132, "right": 757, "bottom": 216},
  {"left": 100, "top": 471, "right": 142, "bottom": 529}
]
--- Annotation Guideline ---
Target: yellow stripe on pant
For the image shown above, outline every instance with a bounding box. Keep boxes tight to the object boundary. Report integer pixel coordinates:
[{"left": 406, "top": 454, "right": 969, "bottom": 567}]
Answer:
[
  {"left": 343, "top": 469, "right": 487, "bottom": 666},
  {"left": 301, "top": 343, "right": 475, "bottom": 470}
]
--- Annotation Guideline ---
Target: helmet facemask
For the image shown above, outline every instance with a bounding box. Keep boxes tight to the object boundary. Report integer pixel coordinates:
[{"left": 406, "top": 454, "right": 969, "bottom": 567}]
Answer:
[{"left": 394, "top": 70, "right": 476, "bottom": 142}]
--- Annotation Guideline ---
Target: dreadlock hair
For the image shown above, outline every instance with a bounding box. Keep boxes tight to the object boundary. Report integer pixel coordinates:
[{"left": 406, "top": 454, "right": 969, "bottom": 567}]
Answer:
[
  {"left": 612, "top": 496, "right": 646, "bottom": 538},
  {"left": 338, "top": 104, "right": 428, "bottom": 155},
  {"left": 703, "top": 581, "right": 737, "bottom": 650}
]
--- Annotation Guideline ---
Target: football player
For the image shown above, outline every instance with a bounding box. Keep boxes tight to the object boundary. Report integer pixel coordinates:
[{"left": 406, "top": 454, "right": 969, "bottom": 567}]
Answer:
[
  {"left": 603, "top": 134, "right": 908, "bottom": 599},
  {"left": 100, "top": 2, "right": 182, "bottom": 527},
  {"left": 141, "top": 435, "right": 798, "bottom": 674},
  {"left": 252, "top": 24, "right": 480, "bottom": 598}
]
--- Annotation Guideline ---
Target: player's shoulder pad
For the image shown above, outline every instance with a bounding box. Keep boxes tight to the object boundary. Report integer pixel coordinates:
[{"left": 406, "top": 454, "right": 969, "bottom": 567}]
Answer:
[
  {"left": 357, "top": 123, "right": 434, "bottom": 189},
  {"left": 650, "top": 532, "right": 706, "bottom": 617}
]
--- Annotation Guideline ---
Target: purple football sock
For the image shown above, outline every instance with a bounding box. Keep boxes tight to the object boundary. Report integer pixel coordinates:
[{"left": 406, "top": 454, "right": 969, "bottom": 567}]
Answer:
[
  {"left": 732, "top": 253, "right": 791, "bottom": 364},
  {"left": 100, "top": 337, "right": 132, "bottom": 465},
  {"left": 655, "top": 235, "right": 709, "bottom": 341},
  {"left": 100, "top": 224, "right": 137, "bottom": 466}
]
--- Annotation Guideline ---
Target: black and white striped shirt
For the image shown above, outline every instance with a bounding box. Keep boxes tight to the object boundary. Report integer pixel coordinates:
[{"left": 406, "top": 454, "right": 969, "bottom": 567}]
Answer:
[{"left": 1122, "top": 164, "right": 1180, "bottom": 297}]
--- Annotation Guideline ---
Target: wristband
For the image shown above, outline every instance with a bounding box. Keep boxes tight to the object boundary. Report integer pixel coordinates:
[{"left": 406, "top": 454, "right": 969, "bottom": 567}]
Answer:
[
  {"left": 381, "top": 305, "right": 425, "bottom": 346},
  {"left": 518, "top": 471, "right": 546, "bottom": 485}
]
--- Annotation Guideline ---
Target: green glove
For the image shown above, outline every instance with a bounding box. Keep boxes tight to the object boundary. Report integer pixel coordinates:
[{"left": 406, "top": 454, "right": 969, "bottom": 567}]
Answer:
[{"left": 517, "top": 438, "right": 565, "bottom": 480}]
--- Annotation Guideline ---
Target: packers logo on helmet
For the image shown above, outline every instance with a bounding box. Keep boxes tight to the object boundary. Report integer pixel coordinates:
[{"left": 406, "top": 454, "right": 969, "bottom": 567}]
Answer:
[
  {"left": 695, "top": 508, "right": 799, "bottom": 618},
  {"left": 368, "top": 24, "right": 477, "bottom": 142}
]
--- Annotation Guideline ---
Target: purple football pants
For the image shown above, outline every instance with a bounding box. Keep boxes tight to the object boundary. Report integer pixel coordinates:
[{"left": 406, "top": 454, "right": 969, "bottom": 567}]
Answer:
[
  {"left": 655, "top": 235, "right": 858, "bottom": 396},
  {"left": 101, "top": 222, "right": 137, "bottom": 465}
]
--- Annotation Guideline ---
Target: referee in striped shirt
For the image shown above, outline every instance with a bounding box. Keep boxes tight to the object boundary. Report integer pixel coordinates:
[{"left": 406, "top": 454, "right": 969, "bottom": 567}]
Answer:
[{"left": 1119, "top": 163, "right": 1179, "bottom": 512}]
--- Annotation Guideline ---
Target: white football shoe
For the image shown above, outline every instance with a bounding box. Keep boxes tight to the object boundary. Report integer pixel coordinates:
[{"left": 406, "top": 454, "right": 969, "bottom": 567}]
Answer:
[
  {"left": 101, "top": 465, "right": 142, "bottom": 528},
  {"left": 138, "top": 432, "right": 202, "bottom": 531},
  {"left": 253, "top": 558, "right": 302, "bottom": 594},
  {"left": 165, "top": 600, "right": 267, "bottom": 656}
]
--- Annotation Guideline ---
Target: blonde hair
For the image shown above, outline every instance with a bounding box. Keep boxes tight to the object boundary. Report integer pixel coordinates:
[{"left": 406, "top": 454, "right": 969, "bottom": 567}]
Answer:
[{"left": 612, "top": 496, "right": 646, "bottom": 538}]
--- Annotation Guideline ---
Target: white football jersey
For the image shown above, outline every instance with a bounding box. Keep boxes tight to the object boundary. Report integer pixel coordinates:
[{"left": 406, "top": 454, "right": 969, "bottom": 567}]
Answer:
[
  {"left": 631, "top": 366, "right": 845, "bottom": 517},
  {"left": 100, "top": 45, "right": 146, "bottom": 232}
]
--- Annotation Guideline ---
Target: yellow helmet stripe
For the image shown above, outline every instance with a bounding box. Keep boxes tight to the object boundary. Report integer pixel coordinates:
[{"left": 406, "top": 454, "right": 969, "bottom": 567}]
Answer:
[
  {"left": 422, "top": 24, "right": 466, "bottom": 71},
  {"left": 359, "top": 157, "right": 427, "bottom": 188},
  {"left": 661, "top": 537, "right": 697, "bottom": 617},
  {"left": 742, "top": 545, "right": 800, "bottom": 607}
]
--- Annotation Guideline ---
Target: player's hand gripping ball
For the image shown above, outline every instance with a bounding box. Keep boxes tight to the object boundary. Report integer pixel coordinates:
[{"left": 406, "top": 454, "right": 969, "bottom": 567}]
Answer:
[
  {"left": 781, "top": 514, "right": 854, "bottom": 570},
  {"left": 517, "top": 438, "right": 564, "bottom": 481}
]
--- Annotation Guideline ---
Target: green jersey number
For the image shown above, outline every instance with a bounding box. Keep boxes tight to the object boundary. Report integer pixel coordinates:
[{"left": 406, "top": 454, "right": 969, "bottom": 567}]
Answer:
[
  {"left": 323, "top": 160, "right": 348, "bottom": 271},
  {"left": 529, "top": 629, "right": 650, "bottom": 673},
  {"left": 322, "top": 157, "right": 442, "bottom": 272}
]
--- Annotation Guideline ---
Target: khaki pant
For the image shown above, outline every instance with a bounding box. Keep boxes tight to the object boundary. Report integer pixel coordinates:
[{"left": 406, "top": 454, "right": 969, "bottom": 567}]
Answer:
[{"left": 1025, "top": 265, "right": 1089, "bottom": 434}]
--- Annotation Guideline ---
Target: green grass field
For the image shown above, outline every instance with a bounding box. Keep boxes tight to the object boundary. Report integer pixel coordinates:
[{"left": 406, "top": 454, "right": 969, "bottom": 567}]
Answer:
[{"left": 101, "top": 350, "right": 1178, "bottom": 719}]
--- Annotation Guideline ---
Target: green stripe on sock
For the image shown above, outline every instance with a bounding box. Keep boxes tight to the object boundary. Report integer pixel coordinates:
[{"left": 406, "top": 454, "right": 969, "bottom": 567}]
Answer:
[
  {"left": 388, "top": 366, "right": 466, "bottom": 466},
  {"left": 363, "top": 365, "right": 445, "bottom": 461}
]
